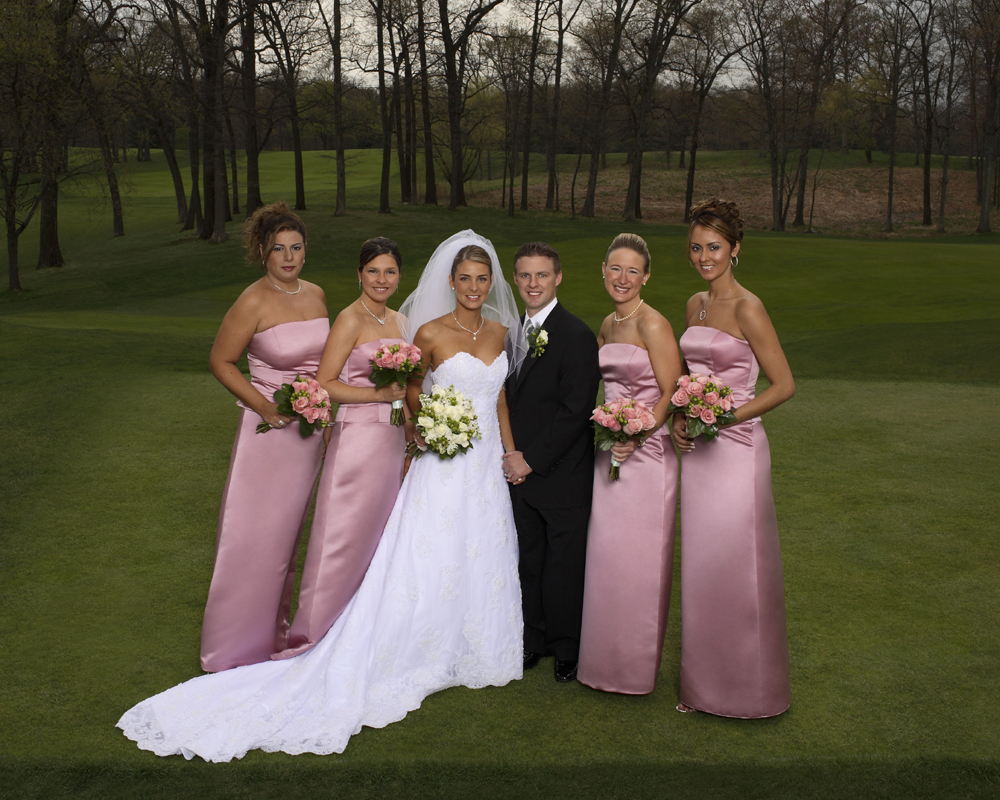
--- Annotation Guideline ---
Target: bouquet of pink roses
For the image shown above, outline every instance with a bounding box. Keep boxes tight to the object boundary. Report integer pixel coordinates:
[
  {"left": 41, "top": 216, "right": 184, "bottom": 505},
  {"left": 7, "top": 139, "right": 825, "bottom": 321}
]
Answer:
[
  {"left": 256, "top": 375, "right": 332, "bottom": 437},
  {"left": 591, "top": 397, "right": 657, "bottom": 480},
  {"left": 369, "top": 343, "right": 424, "bottom": 425},
  {"left": 666, "top": 373, "right": 737, "bottom": 441}
]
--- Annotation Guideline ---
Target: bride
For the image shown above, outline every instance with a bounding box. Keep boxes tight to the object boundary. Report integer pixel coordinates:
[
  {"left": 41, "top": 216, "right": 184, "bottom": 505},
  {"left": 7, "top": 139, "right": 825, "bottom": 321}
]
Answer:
[{"left": 118, "top": 230, "right": 528, "bottom": 761}]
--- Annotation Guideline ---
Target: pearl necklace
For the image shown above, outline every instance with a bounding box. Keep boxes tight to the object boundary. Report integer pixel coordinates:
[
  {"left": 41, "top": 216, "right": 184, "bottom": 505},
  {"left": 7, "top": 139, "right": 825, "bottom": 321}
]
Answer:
[
  {"left": 613, "top": 299, "right": 644, "bottom": 323},
  {"left": 360, "top": 299, "right": 386, "bottom": 325},
  {"left": 266, "top": 275, "right": 302, "bottom": 295},
  {"left": 698, "top": 282, "right": 737, "bottom": 321},
  {"left": 452, "top": 310, "right": 485, "bottom": 340}
]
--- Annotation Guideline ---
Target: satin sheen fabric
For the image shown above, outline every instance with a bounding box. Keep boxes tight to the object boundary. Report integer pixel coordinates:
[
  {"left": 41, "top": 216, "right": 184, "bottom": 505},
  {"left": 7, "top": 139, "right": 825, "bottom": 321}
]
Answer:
[
  {"left": 578, "top": 344, "right": 678, "bottom": 694},
  {"left": 200, "top": 317, "right": 329, "bottom": 673},
  {"left": 677, "top": 326, "right": 790, "bottom": 718},
  {"left": 118, "top": 351, "right": 521, "bottom": 761},
  {"left": 274, "top": 339, "right": 407, "bottom": 660}
]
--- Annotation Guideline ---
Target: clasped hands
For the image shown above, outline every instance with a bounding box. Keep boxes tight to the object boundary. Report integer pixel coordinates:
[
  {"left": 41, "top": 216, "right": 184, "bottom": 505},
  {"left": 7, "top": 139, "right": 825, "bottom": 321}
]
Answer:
[{"left": 502, "top": 451, "right": 532, "bottom": 484}]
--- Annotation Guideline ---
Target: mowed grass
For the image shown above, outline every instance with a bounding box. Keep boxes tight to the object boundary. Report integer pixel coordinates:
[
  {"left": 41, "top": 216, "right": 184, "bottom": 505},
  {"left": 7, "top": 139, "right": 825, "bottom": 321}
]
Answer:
[{"left": 1, "top": 151, "right": 999, "bottom": 798}]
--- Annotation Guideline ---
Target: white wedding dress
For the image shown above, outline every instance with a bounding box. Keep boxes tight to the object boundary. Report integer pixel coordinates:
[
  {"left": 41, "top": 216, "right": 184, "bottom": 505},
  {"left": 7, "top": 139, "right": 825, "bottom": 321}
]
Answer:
[{"left": 118, "top": 352, "right": 522, "bottom": 762}]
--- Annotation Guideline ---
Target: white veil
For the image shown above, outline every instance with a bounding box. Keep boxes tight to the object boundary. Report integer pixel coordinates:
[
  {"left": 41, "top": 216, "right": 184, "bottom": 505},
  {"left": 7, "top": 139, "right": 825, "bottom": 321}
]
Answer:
[{"left": 398, "top": 229, "right": 527, "bottom": 377}]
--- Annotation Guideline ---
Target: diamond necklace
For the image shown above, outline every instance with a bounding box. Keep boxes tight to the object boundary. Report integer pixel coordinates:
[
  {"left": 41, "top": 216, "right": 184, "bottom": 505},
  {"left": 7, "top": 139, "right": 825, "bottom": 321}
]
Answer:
[
  {"left": 360, "top": 299, "right": 386, "bottom": 325},
  {"left": 266, "top": 274, "right": 302, "bottom": 295},
  {"left": 698, "top": 281, "right": 737, "bottom": 321},
  {"left": 614, "top": 299, "right": 644, "bottom": 323},
  {"left": 452, "top": 310, "right": 485, "bottom": 340}
]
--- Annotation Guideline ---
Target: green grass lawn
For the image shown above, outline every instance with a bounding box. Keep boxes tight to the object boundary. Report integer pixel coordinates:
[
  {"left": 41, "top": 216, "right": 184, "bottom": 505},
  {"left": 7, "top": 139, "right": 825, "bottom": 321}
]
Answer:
[{"left": 1, "top": 152, "right": 999, "bottom": 798}]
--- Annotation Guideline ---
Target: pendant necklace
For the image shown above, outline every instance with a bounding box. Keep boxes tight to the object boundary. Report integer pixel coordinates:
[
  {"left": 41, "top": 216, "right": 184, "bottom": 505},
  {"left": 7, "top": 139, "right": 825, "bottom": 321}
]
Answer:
[
  {"left": 360, "top": 299, "right": 386, "bottom": 325},
  {"left": 699, "top": 282, "right": 737, "bottom": 321},
  {"left": 452, "top": 310, "right": 485, "bottom": 340},
  {"left": 614, "top": 299, "right": 644, "bottom": 323},
  {"left": 266, "top": 275, "right": 302, "bottom": 295}
]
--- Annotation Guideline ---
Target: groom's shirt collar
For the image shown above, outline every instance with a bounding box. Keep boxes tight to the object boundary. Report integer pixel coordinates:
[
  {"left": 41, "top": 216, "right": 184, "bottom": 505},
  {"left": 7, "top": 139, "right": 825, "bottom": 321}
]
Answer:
[{"left": 525, "top": 297, "right": 559, "bottom": 328}]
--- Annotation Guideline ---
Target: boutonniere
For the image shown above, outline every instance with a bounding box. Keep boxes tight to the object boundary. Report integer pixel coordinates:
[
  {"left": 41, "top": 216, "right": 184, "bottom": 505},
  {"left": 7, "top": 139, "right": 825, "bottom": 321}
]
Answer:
[{"left": 528, "top": 326, "right": 548, "bottom": 358}]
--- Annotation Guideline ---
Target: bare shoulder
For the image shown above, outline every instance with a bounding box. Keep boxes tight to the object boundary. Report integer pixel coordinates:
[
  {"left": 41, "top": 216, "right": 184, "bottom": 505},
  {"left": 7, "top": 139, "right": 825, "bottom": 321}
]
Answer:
[
  {"left": 734, "top": 290, "right": 771, "bottom": 325},
  {"left": 299, "top": 279, "right": 326, "bottom": 304},
  {"left": 482, "top": 318, "right": 507, "bottom": 340},
  {"left": 228, "top": 279, "right": 268, "bottom": 319},
  {"left": 637, "top": 305, "right": 674, "bottom": 336},
  {"left": 332, "top": 301, "right": 364, "bottom": 334}
]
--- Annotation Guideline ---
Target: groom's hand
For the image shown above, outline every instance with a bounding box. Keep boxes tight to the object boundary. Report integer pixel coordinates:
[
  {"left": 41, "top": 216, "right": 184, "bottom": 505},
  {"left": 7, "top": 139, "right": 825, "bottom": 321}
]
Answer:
[{"left": 502, "top": 451, "right": 532, "bottom": 484}]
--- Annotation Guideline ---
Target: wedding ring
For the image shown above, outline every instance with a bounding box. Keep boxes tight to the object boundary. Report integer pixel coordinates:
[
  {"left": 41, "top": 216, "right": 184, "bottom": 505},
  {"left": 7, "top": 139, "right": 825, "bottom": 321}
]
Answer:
[{"left": 279, "top": 420, "right": 286, "bottom": 426}]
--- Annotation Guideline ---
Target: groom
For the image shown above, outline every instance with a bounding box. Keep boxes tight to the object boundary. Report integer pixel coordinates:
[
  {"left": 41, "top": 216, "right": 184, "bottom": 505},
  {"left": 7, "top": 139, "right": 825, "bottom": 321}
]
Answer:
[{"left": 503, "top": 242, "right": 600, "bottom": 682}]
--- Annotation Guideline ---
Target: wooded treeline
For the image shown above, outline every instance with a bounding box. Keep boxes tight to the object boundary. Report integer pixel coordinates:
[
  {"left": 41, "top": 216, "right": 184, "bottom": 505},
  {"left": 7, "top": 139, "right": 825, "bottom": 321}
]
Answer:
[{"left": 3, "top": 0, "right": 1000, "bottom": 291}]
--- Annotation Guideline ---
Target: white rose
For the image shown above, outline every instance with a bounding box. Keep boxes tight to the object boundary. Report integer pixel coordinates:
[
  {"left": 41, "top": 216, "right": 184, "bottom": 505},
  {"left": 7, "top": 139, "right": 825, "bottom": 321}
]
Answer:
[{"left": 537, "top": 330, "right": 548, "bottom": 345}]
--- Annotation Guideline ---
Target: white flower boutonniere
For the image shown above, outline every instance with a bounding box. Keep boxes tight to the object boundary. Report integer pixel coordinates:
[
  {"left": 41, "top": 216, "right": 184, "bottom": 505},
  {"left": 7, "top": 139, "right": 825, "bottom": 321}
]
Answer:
[{"left": 528, "top": 327, "right": 548, "bottom": 358}]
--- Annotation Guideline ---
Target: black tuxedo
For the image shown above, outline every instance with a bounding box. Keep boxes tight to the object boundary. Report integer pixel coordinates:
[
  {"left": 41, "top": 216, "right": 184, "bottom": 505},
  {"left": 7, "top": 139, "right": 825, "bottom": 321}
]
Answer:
[{"left": 506, "top": 301, "right": 600, "bottom": 661}]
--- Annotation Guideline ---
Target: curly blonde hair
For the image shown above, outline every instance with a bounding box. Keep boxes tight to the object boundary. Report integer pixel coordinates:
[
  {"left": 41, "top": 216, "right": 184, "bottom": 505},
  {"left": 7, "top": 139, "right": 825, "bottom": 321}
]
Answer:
[
  {"left": 688, "top": 198, "right": 744, "bottom": 247},
  {"left": 242, "top": 201, "right": 308, "bottom": 269}
]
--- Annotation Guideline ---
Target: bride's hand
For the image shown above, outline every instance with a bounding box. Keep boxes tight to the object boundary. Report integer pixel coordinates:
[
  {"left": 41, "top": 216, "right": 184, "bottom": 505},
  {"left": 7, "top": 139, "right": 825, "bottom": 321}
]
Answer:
[
  {"left": 377, "top": 383, "right": 406, "bottom": 403},
  {"left": 671, "top": 414, "right": 693, "bottom": 452}
]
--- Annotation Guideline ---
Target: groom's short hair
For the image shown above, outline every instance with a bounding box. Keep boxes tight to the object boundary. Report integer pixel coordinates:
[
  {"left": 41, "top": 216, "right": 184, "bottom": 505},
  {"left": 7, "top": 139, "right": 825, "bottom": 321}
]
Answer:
[{"left": 513, "top": 241, "right": 561, "bottom": 274}]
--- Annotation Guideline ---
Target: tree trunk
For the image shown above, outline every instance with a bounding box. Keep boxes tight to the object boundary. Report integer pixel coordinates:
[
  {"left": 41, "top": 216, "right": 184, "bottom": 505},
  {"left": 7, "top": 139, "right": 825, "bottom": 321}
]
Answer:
[
  {"left": 158, "top": 119, "right": 188, "bottom": 223},
  {"left": 683, "top": 96, "right": 706, "bottom": 223},
  {"left": 417, "top": 0, "right": 437, "bottom": 205},
  {"left": 99, "top": 127, "right": 125, "bottom": 237},
  {"left": 388, "top": 20, "right": 411, "bottom": 204},
  {"left": 242, "top": 0, "right": 263, "bottom": 216},
  {"left": 290, "top": 94, "right": 306, "bottom": 211},
  {"left": 545, "top": 18, "right": 565, "bottom": 211},
  {"left": 520, "top": 1, "right": 543, "bottom": 211},
  {"left": 226, "top": 108, "right": 240, "bottom": 216},
  {"left": 36, "top": 163, "right": 64, "bottom": 269},
  {"left": 375, "top": 0, "right": 392, "bottom": 213},
  {"left": 184, "top": 117, "right": 203, "bottom": 231},
  {"left": 7, "top": 216, "right": 21, "bottom": 291}
]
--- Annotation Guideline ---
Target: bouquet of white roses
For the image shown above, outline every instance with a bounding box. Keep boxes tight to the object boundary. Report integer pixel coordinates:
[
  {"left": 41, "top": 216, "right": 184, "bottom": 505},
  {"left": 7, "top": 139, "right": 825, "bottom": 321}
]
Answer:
[{"left": 412, "top": 384, "right": 481, "bottom": 459}]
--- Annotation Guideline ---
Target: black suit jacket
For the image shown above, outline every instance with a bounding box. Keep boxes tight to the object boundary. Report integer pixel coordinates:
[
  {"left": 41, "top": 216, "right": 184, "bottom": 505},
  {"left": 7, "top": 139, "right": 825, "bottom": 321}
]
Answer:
[{"left": 506, "top": 302, "right": 601, "bottom": 509}]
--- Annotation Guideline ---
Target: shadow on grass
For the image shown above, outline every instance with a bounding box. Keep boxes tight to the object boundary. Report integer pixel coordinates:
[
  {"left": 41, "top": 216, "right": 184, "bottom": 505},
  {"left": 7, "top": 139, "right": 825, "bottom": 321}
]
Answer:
[{"left": 4, "top": 757, "right": 998, "bottom": 799}]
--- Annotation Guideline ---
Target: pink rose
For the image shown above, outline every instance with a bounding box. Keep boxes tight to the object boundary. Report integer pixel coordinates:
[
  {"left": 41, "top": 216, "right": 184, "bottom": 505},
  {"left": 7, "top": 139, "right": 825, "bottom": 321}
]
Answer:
[
  {"left": 292, "top": 380, "right": 309, "bottom": 393},
  {"left": 607, "top": 399, "right": 623, "bottom": 414},
  {"left": 409, "top": 345, "right": 422, "bottom": 362},
  {"left": 720, "top": 396, "right": 733, "bottom": 412},
  {"left": 318, "top": 406, "right": 332, "bottom": 422},
  {"left": 599, "top": 411, "right": 617, "bottom": 428},
  {"left": 292, "top": 396, "right": 311, "bottom": 413},
  {"left": 704, "top": 390, "right": 720, "bottom": 405},
  {"left": 607, "top": 418, "right": 622, "bottom": 432},
  {"left": 303, "top": 407, "right": 320, "bottom": 423},
  {"left": 391, "top": 351, "right": 407, "bottom": 367},
  {"left": 626, "top": 418, "right": 643, "bottom": 435},
  {"left": 622, "top": 405, "right": 638, "bottom": 420},
  {"left": 670, "top": 389, "right": 689, "bottom": 407},
  {"left": 639, "top": 410, "right": 656, "bottom": 428},
  {"left": 687, "top": 405, "right": 702, "bottom": 417},
  {"left": 687, "top": 381, "right": 704, "bottom": 396},
  {"left": 307, "top": 379, "right": 321, "bottom": 393},
  {"left": 696, "top": 375, "right": 709, "bottom": 385},
  {"left": 309, "top": 391, "right": 326, "bottom": 407},
  {"left": 677, "top": 375, "right": 691, "bottom": 388},
  {"left": 700, "top": 407, "right": 716, "bottom": 425}
]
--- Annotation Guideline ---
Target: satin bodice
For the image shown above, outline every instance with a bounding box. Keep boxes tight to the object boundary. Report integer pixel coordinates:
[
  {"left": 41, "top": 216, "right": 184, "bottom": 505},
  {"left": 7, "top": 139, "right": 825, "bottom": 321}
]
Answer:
[
  {"left": 599, "top": 343, "right": 667, "bottom": 439},
  {"left": 244, "top": 317, "right": 330, "bottom": 402},
  {"left": 334, "top": 338, "right": 407, "bottom": 424},
  {"left": 679, "top": 326, "right": 760, "bottom": 420}
]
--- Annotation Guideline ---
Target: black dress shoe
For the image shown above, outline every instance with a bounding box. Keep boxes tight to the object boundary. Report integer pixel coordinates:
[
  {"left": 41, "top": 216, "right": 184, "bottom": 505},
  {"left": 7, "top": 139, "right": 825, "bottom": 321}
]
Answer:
[
  {"left": 523, "top": 650, "right": 542, "bottom": 670},
  {"left": 554, "top": 659, "right": 578, "bottom": 682}
]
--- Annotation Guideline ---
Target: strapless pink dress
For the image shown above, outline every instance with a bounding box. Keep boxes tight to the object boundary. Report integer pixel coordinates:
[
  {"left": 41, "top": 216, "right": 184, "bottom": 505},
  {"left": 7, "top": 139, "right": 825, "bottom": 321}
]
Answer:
[
  {"left": 200, "top": 317, "right": 329, "bottom": 673},
  {"left": 274, "top": 339, "right": 407, "bottom": 660},
  {"left": 578, "top": 344, "right": 678, "bottom": 694},
  {"left": 677, "top": 326, "right": 790, "bottom": 718}
]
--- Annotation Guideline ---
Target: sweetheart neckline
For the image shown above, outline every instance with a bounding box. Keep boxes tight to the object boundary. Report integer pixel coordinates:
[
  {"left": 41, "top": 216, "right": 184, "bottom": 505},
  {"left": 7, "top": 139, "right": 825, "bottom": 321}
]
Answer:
[{"left": 434, "top": 350, "right": 508, "bottom": 371}]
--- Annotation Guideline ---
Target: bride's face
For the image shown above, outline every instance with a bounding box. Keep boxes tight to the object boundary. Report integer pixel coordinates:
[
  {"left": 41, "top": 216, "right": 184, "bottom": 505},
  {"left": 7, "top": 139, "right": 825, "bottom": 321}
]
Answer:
[{"left": 449, "top": 260, "right": 493, "bottom": 311}]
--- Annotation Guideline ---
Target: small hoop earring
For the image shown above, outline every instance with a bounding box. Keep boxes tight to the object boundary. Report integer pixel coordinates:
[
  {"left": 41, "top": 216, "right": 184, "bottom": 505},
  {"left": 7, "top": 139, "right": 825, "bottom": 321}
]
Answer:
[
  {"left": 358, "top": 279, "right": 362, "bottom": 290},
  {"left": 731, "top": 256, "right": 739, "bottom": 268}
]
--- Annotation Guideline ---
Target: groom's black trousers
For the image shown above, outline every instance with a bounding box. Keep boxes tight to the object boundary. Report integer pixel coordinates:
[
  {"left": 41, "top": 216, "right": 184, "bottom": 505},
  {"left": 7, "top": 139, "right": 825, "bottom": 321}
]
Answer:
[{"left": 513, "top": 494, "right": 590, "bottom": 662}]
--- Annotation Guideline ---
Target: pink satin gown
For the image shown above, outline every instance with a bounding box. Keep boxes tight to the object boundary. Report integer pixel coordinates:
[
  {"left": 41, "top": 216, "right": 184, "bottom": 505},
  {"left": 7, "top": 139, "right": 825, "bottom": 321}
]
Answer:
[
  {"left": 677, "top": 326, "right": 790, "bottom": 718},
  {"left": 578, "top": 344, "right": 678, "bottom": 694},
  {"left": 200, "top": 317, "right": 329, "bottom": 673},
  {"left": 274, "top": 339, "right": 407, "bottom": 660}
]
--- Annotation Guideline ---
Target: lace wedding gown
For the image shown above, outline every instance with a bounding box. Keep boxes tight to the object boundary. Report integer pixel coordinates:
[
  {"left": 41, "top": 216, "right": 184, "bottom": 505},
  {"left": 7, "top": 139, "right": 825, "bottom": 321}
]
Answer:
[{"left": 118, "top": 351, "right": 522, "bottom": 761}]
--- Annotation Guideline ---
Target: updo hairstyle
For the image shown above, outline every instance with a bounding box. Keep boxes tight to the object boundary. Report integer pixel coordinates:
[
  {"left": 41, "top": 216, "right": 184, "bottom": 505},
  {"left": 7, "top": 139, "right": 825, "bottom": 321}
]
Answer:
[
  {"left": 450, "top": 244, "right": 494, "bottom": 278},
  {"left": 688, "top": 198, "right": 744, "bottom": 247},
  {"left": 605, "top": 233, "right": 650, "bottom": 273},
  {"left": 358, "top": 237, "right": 402, "bottom": 272},
  {"left": 243, "top": 201, "right": 308, "bottom": 270}
]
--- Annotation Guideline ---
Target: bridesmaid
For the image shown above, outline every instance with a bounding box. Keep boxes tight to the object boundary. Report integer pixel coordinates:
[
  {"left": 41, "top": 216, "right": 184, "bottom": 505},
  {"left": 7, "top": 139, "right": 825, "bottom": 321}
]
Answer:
[
  {"left": 578, "top": 234, "right": 683, "bottom": 694},
  {"left": 273, "top": 238, "right": 409, "bottom": 660},
  {"left": 672, "top": 198, "right": 795, "bottom": 718},
  {"left": 202, "top": 201, "right": 329, "bottom": 672}
]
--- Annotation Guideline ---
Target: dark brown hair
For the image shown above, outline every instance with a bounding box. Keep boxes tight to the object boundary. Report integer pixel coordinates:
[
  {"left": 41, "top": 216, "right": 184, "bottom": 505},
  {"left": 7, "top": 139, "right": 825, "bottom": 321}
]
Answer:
[
  {"left": 242, "top": 201, "right": 307, "bottom": 270},
  {"left": 450, "top": 244, "right": 494, "bottom": 278},
  {"left": 358, "top": 237, "right": 402, "bottom": 272},
  {"left": 688, "top": 198, "right": 744, "bottom": 247},
  {"left": 605, "top": 233, "right": 650, "bottom": 273},
  {"left": 513, "top": 241, "right": 562, "bottom": 274}
]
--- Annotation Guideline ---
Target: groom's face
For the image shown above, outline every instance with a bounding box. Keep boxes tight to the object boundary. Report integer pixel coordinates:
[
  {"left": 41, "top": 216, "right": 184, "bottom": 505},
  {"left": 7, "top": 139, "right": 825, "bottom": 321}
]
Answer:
[{"left": 514, "top": 255, "right": 562, "bottom": 316}]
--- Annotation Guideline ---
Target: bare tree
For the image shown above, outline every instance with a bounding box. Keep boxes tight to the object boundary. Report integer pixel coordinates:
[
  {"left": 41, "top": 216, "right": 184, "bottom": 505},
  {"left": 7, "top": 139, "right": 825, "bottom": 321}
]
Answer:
[
  {"left": 543, "top": 0, "right": 584, "bottom": 210},
  {"left": 964, "top": 0, "right": 1000, "bottom": 232},
  {"left": 899, "top": 0, "right": 938, "bottom": 226}
]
